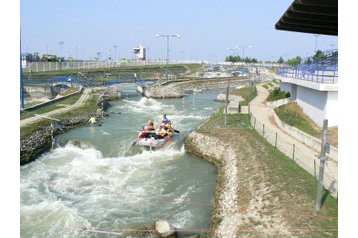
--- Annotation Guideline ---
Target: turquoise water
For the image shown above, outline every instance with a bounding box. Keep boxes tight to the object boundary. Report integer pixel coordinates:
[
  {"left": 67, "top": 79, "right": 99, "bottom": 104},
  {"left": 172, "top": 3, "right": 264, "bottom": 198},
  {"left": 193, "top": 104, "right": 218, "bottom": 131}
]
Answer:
[{"left": 20, "top": 87, "right": 224, "bottom": 237}]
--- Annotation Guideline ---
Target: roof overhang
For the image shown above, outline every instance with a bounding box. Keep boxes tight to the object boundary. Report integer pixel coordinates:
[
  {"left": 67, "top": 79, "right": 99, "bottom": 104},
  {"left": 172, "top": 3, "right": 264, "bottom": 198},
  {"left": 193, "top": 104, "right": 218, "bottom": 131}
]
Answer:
[{"left": 275, "top": 0, "right": 338, "bottom": 36}]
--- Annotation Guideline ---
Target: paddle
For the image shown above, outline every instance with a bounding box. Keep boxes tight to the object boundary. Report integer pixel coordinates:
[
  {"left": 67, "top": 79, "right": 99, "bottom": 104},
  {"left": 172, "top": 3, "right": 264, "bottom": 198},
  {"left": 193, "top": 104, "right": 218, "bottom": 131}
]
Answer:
[{"left": 173, "top": 129, "right": 180, "bottom": 133}]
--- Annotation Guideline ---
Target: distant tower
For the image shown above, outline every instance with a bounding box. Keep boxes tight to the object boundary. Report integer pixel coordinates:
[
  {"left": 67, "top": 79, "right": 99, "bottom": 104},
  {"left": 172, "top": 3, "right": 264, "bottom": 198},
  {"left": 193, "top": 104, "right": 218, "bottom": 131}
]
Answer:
[{"left": 133, "top": 44, "right": 146, "bottom": 61}]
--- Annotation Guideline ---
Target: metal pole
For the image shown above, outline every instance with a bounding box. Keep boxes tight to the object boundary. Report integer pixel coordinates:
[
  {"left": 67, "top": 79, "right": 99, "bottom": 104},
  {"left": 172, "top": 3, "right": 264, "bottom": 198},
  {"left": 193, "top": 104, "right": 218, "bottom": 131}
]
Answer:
[
  {"left": 224, "top": 78, "right": 229, "bottom": 125},
  {"left": 315, "top": 119, "right": 329, "bottom": 211},
  {"left": 166, "top": 36, "right": 169, "bottom": 81},
  {"left": 292, "top": 144, "right": 295, "bottom": 160},
  {"left": 20, "top": 30, "right": 25, "bottom": 109}
]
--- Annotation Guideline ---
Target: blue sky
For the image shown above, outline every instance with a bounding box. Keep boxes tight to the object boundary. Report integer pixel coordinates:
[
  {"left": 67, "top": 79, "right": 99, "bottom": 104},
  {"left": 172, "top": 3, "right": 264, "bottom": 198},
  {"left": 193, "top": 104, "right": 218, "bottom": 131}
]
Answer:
[{"left": 21, "top": 0, "right": 338, "bottom": 62}]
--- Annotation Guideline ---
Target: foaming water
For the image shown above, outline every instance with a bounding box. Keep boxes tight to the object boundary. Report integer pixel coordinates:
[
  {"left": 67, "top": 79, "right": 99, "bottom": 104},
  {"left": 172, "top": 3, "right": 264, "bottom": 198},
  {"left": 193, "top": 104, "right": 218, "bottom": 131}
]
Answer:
[{"left": 21, "top": 89, "right": 224, "bottom": 237}]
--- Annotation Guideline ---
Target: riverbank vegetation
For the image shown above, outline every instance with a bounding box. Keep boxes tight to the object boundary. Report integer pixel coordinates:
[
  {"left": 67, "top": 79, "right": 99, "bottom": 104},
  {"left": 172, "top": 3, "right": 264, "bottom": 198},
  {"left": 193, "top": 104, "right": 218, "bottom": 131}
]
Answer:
[
  {"left": 266, "top": 88, "right": 290, "bottom": 102},
  {"left": 190, "top": 109, "right": 337, "bottom": 236}
]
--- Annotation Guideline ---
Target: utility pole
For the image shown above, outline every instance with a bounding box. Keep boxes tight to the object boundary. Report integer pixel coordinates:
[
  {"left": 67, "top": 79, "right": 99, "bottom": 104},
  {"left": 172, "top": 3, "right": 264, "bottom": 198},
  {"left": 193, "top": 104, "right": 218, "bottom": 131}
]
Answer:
[
  {"left": 224, "top": 78, "right": 230, "bottom": 125},
  {"left": 20, "top": 30, "right": 24, "bottom": 109},
  {"left": 315, "top": 119, "right": 330, "bottom": 211}
]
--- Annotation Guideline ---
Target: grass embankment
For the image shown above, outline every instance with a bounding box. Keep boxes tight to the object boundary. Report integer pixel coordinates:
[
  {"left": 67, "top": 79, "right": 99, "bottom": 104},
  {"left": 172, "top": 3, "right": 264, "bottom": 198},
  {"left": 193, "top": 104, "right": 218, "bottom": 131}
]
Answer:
[
  {"left": 22, "top": 64, "right": 202, "bottom": 80},
  {"left": 275, "top": 102, "right": 338, "bottom": 147},
  {"left": 20, "top": 93, "right": 82, "bottom": 120},
  {"left": 230, "top": 85, "right": 257, "bottom": 105},
  {"left": 197, "top": 110, "right": 338, "bottom": 237},
  {"left": 262, "top": 79, "right": 280, "bottom": 90},
  {"left": 20, "top": 93, "right": 100, "bottom": 139}
]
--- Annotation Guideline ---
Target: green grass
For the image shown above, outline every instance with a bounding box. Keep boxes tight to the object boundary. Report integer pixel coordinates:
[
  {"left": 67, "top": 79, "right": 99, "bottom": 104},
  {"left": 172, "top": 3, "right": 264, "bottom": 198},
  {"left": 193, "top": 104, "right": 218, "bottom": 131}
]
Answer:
[
  {"left": 195, "top": 109, "right": 337, "bottom": 236},
  {"left": 274, "top": 102, "right": 319, "bottom": 136},
  {"left": 198, "top": 107, "right": 251, "bottom": 133},
  {"left": 230, "top": 85, "right": 257, "bottom": 106},
  {"left": 20, "top": 93, "right": 82, "bottom": 120},
  {"left": 20, "top": 93, "right": 100, "bottom": 139},
  {"left": 59, "top": 86, "right": 79, "bottom": 96},
  {"left": 272, "top": 79, "right": 280, "bottom": 84}
]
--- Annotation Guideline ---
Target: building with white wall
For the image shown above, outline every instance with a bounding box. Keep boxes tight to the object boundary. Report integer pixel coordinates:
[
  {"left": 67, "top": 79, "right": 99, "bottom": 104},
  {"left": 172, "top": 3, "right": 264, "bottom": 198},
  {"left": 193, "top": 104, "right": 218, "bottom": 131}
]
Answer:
[{"left": 277, "top": 67, "right": 338, "bottom": 127}]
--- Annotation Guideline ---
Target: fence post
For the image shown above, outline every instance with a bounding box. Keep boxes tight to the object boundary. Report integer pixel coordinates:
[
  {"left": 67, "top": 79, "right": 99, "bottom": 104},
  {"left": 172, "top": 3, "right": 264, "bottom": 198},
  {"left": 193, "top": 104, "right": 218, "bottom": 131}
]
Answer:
[
  {"left": 292, "top": 144, "right": 295, "bottom": 160},
  {"left": 275, "top": 132, "right": 278, "bottom": 148},
  {"left": 262, "top": 124, "right": 265, "bottom": 137},
  {"left": 254, "top": 118, "right": 256, "bottom": 129}
]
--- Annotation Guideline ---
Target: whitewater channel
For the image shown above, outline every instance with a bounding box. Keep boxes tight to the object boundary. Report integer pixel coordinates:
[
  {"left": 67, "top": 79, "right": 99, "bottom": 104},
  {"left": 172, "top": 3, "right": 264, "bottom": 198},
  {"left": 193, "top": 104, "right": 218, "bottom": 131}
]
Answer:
[{"left": 20, "top": 86, "right": 225, "bottom": 237}]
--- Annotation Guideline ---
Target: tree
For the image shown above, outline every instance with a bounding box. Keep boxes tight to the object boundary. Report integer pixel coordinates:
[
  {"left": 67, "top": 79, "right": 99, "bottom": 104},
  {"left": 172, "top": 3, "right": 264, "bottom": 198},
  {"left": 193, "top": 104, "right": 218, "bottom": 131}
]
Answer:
[
  {"left": 277, "top": 56, "right": 284, "bottom": 64},
  {"left": 225, "top": 55, "right": 242, "bottom": 63},
  {"left": 313, "top": 50, "right": 325, "bottom": 61},
  {"left": 304, "top": 57, "right": 312, "bottom": 64},
  {"left": 286, "top": 56, "right": 302, "bottom": 66}
]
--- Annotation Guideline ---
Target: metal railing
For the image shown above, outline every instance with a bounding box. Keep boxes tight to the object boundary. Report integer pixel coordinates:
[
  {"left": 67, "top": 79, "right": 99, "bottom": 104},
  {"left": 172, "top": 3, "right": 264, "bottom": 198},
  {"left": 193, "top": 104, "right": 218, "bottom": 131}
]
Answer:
[
  {"left": 277, "top": 64, "right": 338, "bottom": 84},
  {"left": 277, "top": 49, "right": 338, "bottom": 84}
]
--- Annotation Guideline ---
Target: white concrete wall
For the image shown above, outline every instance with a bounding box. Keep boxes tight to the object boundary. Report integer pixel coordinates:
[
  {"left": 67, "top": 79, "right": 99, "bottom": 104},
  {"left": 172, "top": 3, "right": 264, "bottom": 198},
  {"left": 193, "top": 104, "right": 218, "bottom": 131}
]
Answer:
[
  {"left": 280, "top": 82, "right": 291, "bottom": 94},
  {"left": 279, "top": 82, "right": 296, "bottom": 100},
  {"left": 325, "top": 91, "right": 338, "bottom": 127},
  {"left": 296, "top": 86, "right": 327, "bottom": 127}
]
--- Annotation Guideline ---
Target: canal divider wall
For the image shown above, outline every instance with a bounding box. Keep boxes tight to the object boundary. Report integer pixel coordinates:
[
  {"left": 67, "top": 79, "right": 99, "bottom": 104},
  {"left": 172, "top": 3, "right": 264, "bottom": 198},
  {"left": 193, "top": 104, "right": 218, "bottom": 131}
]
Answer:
[{"left": 21, "top": 86, "right": 84, "bottom": 113}]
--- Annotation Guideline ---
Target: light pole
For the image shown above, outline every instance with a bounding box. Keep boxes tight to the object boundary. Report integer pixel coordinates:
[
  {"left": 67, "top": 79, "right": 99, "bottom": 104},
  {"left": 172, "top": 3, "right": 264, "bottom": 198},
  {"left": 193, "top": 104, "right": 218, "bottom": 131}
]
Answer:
[
  {"left": 155, "top": 34, "right": 181, "bottom": 81},
  {"left": 113, "top": 45, "right": 118, "bottom": 62},
  {"left": 314, "top": 34, "right": 319, "bottom": 52},
  {"left": 240, "top": 45, "right": 252, "bottom": 59},
  {"left": 58, "top": 41, "right": 64, "bottom": 59}
]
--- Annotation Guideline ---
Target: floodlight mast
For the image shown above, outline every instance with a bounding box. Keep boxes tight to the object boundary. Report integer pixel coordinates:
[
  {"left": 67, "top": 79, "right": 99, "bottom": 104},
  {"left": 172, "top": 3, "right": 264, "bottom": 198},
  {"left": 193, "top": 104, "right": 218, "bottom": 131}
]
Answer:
[{"left": 155, "top": 34, "right": 181, "bottom": 81}]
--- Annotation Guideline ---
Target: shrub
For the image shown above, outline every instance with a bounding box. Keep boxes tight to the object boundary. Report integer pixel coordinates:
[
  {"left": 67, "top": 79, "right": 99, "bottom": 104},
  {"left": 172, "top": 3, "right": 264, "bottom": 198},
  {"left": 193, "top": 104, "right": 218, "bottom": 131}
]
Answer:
[{"left": 266, "top": 88, "right": 290, "bottom": 102}]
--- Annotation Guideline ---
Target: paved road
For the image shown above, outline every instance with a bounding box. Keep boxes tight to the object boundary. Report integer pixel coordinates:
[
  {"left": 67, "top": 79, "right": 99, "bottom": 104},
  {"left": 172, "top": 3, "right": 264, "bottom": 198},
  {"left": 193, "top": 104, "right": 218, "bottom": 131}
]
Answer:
[
  {"left": 20, "top": 88, "right": 92, "bottom": 127},
  {"left": 249, "top": 84, "right": 338, "bottom": 197}
]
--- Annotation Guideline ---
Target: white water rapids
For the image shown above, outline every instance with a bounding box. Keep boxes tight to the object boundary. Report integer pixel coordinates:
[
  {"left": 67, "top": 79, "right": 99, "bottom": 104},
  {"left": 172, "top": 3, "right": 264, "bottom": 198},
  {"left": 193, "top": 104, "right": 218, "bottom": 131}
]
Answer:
[{"left": 21, "top": 87, "right": 224, "bottom": 237}]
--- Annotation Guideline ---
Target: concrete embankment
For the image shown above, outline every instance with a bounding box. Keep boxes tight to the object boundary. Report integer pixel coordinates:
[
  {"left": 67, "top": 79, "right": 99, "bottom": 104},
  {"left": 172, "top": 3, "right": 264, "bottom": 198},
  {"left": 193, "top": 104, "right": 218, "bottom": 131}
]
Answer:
[{"left": 139, "top": 78, "right": 251, "bottom": 98}]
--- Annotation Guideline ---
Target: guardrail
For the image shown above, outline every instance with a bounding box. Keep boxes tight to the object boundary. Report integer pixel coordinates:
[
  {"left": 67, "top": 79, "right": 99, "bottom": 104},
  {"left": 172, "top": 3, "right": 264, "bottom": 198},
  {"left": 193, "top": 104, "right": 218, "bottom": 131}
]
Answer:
[{"left": 277, "top": 64, "right": 338, "bottom": 84}]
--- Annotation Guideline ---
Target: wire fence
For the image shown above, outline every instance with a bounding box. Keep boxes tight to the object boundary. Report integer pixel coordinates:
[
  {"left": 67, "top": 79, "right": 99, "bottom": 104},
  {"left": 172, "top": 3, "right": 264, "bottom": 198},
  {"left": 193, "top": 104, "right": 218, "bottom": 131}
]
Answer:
[{"left": 249, "top": 113, "right": 338, "bottom": 197}]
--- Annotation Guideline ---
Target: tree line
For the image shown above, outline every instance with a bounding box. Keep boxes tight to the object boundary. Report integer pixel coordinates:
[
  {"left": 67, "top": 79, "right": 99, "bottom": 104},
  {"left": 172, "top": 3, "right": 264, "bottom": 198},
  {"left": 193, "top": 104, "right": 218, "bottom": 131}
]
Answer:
[{"left": 225, "top": 50, "right": 335, "bottom": 66}]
